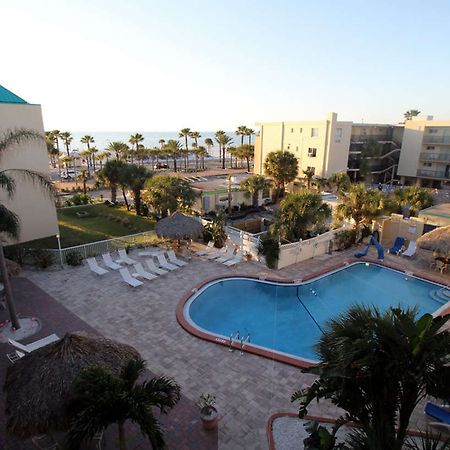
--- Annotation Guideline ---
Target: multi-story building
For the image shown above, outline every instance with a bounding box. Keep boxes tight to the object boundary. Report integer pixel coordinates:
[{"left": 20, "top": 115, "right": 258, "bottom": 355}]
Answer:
[
  {"left": 253, "top": 112, "right": 353, "bottom": 179},
  {"left": 0, "top": 84, "right": 58, "bottom": 244},
  {"left": 397, "top": 116, "right": 450, "bottom": 188}
]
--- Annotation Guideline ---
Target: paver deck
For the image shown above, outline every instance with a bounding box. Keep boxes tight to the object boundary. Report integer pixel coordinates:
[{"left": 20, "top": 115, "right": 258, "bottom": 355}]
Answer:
[{"left": 3, "top": 246, "right": 447, "bottom": 449}]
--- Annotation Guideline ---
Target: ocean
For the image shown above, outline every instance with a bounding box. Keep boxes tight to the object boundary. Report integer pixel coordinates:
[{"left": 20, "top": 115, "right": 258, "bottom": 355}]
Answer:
[{"left": 66, "top": 131, "right": 248, "bottom": 158}]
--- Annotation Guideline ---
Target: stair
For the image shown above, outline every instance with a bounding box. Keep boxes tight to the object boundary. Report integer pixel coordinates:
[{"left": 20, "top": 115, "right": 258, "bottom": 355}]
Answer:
[{"left": 429, "top": 288, "right": 450, "bottom": 304}]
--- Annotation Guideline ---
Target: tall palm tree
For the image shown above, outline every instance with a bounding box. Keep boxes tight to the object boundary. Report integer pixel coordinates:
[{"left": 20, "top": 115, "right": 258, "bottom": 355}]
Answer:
[
  {"left": 0, "top": 129, "right": 55, "bottom": 330},
  {"left": 129, "top": 133, "right": 144, "bottom": 165},
  {"left": 245, "top": 128, "right": 255, "bottom": 145},
  {"left": 107, "top": 141, "right": 128, "bottom": 160},
  {"left": 80, "top": 135, "right": 94, "bottom": 150},
  {"left": 45, "top": 132, "right": 59, "bottom": 168},
  {"left": 235, "top": 125, "right": 248, "bottom": 146},
  {"left": 264, "top": 150, "right": 299, "bottom": 202},
  {"left": 214, "top": 131, "right": 225, "bottom": 166},
  {"left": 196, "top": 145, "right": 208, "bottom": 170},
  {"left": 215, "top": 132, "right": 232, "bottom": 169},
  {"left": 51, "top": 129, "right": 61, "bottom": 153},
  {"left": 96, "top": 151, "right": 110, "bottom": 170},
  {"left": 302, "top": 167, "right": 315, "bottom": 190},
  {"left": 164, "top": 139, "right": 183, "bottom": 172},
  {"left": 97, "top": 159, "right": 126, "bottom": 203},
  {"left": 391, "top": 186, "right": 433, "bottom": 217},
  {"left": 67, "top": 358, "right": 181, "bottom": 450},
  {"left": 404, "top": 109, "right": 421, "bottom": 121},
  {"left": 189, "top": 131, "right": 201, "bottom": 147},
  {"left": 89, "top": 147, "right": 98, "bottom": 172},
  {"left": 60, "top": 131, "right": 73, "bottom": 157},
  {"left": 240, "top": 175, "right": 272, "bottom": 208},
  {"left": 237, "top": 144, "right": 254, "bottom": 172},
  {"left": 122, "top": 164, "right": 153, "bottom": 215},
  {"left": 78, "top": 168, "right": 88, "bottom": 195},
  {"left": 179, "top": 128, "right": 191, "bottom": 170}
]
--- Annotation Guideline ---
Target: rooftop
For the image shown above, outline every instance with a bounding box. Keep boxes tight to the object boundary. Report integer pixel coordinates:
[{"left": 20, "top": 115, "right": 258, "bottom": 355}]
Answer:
[{"left": 0, "top": 85, "right": 28, "bottom": 104}]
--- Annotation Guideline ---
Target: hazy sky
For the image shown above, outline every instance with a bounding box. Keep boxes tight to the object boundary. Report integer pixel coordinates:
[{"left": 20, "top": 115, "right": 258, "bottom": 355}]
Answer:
[{"left": 2, "top": 0, "right": 450, "bottom": 131}]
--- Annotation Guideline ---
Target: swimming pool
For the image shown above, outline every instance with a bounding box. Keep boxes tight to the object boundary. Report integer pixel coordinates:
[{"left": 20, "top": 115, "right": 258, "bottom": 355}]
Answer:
[{"left": 181, "top": 263, "right": 447, "bottom": 365}]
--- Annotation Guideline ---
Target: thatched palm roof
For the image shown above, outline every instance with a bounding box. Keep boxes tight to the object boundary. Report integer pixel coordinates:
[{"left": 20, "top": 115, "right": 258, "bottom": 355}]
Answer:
[
  {"left": 4, "top": 333, "right": 141, "bottom": 438},
  {"left": 417, "top": 225, "right": 450, "bottom": 257},
  {"left": 155, "top": 211, "right": 203, "bottom": 240}
]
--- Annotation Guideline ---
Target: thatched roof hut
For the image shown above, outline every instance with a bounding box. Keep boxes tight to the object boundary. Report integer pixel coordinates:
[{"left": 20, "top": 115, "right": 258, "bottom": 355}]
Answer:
[
  {"left": 4, "top": 333, "right": 141, "bottom": 438},
  {"left": 155, "top": 211, "right": 203, "bottom": 240},
  {"left": 417, "top": 225, "right": 450, "bottom": 257}
]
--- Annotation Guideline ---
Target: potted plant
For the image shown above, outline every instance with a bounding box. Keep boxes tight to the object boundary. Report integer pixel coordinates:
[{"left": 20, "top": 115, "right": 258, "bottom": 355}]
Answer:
[{"left": 197, "top": 393, "right": 218, "bottom": 430}]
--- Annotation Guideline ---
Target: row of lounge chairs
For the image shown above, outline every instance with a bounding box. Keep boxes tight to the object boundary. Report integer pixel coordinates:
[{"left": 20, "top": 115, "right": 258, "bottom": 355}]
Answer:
[
  {"left": 388, "top": 237, "right": 417, "bottom": 257},
  {"left": 196, "top": 241, "right": 243, "bottom": 266},
  {"left": 87, "top": 248, "right": 188, "bottom": 287}
]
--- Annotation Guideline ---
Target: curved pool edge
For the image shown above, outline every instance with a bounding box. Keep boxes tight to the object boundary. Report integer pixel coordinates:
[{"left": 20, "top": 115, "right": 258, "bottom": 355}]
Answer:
[{"left": 176, "top": 257, "right": 450, "bottom": 369}]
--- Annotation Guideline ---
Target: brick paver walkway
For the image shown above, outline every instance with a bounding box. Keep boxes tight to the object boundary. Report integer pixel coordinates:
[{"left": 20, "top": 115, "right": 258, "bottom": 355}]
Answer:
[{"left": 19, "top": 247, "right": 448, "bottom": 449}]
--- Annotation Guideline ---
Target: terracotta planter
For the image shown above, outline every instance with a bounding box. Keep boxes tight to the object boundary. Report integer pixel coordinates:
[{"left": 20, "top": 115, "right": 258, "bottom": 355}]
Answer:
[{"left": 200, "top": 407, "right": 218, "bottom": 430}]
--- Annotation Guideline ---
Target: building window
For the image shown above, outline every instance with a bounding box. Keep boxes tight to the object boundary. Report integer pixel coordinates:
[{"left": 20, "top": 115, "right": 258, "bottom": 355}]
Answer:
[
  {"left": 307, "top": 166, "right": 315, "bottom": 175},
  {"left": 308, "top": 148, "right": 317, "bottom": 157},
  {"left": 311, "top": 128, "right": 319, "bottom": 137},
  {"left": 428, "top": 128, "right": 438, "bottom": 134},
  {"left": 336, "top": 128, "right": 343, "bottom": 138},
  {"left": 291, "top": 128, "right": 294, "bottom": 133},
  {"left": 423, "top": 162, "right": 432, "bottom": 167},
  {"left": 426, "top": 146, "right": 435, "bottom": 150}
]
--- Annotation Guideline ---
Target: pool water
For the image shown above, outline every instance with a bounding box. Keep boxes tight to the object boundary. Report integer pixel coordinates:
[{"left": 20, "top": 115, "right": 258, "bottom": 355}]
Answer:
[{"left": 186, "top": 263, "right": 445, "bottom": 362}]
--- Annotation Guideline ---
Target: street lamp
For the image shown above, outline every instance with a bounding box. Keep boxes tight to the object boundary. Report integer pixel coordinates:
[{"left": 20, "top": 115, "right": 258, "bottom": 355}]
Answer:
[{"left": 56, "top": 234, "right": 64, "bottom": 267}]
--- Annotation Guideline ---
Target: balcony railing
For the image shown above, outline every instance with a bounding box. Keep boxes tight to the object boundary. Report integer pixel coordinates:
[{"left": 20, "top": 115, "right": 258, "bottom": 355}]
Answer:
[
  {"left": 417, "top": 169, "right": 450, "bottom": 179},
  {"left": 351, "top": 134, "right": 393, "bottom": 143},
  {"left": 419, "top": 152, "right": 450, "bottom": 162},
  {"left": 423, "top": 135, "right": 450, "bottom": 145}
]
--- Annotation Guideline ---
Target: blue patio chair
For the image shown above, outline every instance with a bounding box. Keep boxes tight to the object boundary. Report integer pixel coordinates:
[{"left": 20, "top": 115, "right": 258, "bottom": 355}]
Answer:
[
  {"left": 425, "top": 402, "right": 450, "bottom": 424},
  {"left": 389, "top": 237, "right": 405, "bottom": 255}
]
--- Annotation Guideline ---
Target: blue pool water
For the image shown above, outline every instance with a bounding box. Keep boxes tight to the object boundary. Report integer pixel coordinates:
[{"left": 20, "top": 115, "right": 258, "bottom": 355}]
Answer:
[{"left": 186, "top": 263, "right": 445, "bottom": 362}]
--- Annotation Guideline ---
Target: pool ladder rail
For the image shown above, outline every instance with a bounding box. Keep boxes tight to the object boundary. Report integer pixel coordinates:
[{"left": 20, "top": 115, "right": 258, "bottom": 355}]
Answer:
[{"left": 228, "top": 331, "right": 251, "bottom": 354}]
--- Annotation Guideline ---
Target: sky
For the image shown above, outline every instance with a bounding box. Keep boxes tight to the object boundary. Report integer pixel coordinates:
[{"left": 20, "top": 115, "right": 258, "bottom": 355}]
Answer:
[{"left": 2, "top": 0, "right": 450, "bottom": 131}]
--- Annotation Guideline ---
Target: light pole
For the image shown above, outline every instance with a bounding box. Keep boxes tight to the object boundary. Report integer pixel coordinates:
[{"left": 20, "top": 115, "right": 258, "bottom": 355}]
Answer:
[{"left": 56, "top": 234, "right": 64, "bottom": 267}]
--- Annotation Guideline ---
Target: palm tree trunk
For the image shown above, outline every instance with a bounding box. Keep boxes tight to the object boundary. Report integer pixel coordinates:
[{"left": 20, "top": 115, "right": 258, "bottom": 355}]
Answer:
[
  {"left": 222, "top": 147, "right": 225, "bottom": 170},
  {"left": 0, "top": 245, "right": 20, "bottom": 330},
  {"left": 246, "top": 157, "right": 250, "bottom": 172},
  {"left": 173, "top": 157, "right": 177, "bottom": 172},
  {"left": 111, "top": 185, "right": 117, "bottom": 203},
  {"left": 118, "top": 421, "right": 127, "bottom": 450},
  {"left": 134, "top": 192, "right": 141, "bottom": 215},
  {"left": 122, "top": 187, "right": 130, "bottom": 210},
  {"left": 83, "top": 179, "right": 87, "bottom": 195}
]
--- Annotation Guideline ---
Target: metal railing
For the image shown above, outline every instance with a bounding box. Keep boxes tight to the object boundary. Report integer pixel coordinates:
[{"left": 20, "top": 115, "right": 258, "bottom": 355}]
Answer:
[
  {"left": 416, "top": 169, "right": 450, "bottom": 180},
  {"left": 423, "top": 135, "right": 450, "bottom": 145},
  {"left": 351, "top": 134, "right": 393, "bottom": 143},
  {"left": 419, "top": 152, "right": 450, "bottom": 162}
]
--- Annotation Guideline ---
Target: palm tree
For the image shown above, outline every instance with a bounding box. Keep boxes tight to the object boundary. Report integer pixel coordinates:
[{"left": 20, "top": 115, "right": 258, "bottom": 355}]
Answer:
[
  {"left": 78, "top": 168, "right": 88, "bottom": 195},
  {"left": 240, "top": 175, "right": 272, "bottom": 208},
  {"left": 108, "top": 141, "right": 128, "bottom": 160},
  {"left": 215, "top": 132, "right": 232, "bottom": 169},
  {"left": 264, "top": 150, "right": 299, "bottom": 202},
  {"left": 51, "top": 129, "right": 61, "bottom": 153},
  {"left": 292, "top": 306, "right": 450, "bottom": 450},
  {"left": 97, "top": 159, "right": 126, "bottom": 203},
  {"left": 122, "top": 164, "right": 152, "bottom": 215},
  {"left": 214, "top": 131, "right": 225, "bottom": 166},
  {"left": 0, "top": 129, "right": 55, "bottom": 330},
  {"left": 237, "top": 144, "right": 254, "bottom": 172},
  {"left": 302, "top": 167, "right": 315, "bottom": 190},
  {"left": 196, "top": 145, "right": 208, "bottom": 170},
  {"left": 391, "top": 186, "right": 433, "bottom": 217},
  {"left": 235, "top": 125, "right": 248, "bottom": 146},
  {"left": 45, "top": 132, "right": 59, "bottom": 168},
  {"left": 335, "top": 183, "right": 386, "bottom": 235},
  {"left": 80, "top": 135, "right": 95, "bottom": 151},
  {"left": 158, "top": 138, "right": 165, "bottom": 149},
  {"left": 327, "top": 172, "right": 351, "bottom": 195},
  {"left": 404, "top": 109, "right": 421, "bottom": 121},
  {"left": 96, "top": 151, "right": 110, "bottom": 170},
  {"left": 189, "top": 131, "right": 201, "bottom": 147},
  {"left": 79, "top": 150, "right": 91, "bottom": 175},
  {"left": 129, "top": 133, "right": 144, "bottom": 165},
  {"left": 245, "top": 128, "right": 255, "bottom": 145},
  {"left": 60, "top": 131, "right": 73, "bottom": 157},
  {"left": 89, "top": 147, "right": 98, "bottom": 172},
  {"left": 179, "top": 128, "right": 191, "bottom": 170},
  {"left": 67, "top": 358, "right": 181, "bottom": 450},
  {"left": 164, "top": 139, "right": 183, "bottom": 172},
  {"left": 274, "top": 190, "right": 331, "bottom": 241}
]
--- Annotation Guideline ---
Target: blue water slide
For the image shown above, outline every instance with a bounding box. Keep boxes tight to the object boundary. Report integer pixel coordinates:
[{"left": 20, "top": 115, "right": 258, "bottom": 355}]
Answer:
[{"left": 370, "top": 235, "right": 384, "bottom": 260}]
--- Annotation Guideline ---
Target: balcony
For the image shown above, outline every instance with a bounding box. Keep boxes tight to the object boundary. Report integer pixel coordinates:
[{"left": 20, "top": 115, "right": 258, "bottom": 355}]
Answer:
[
  {"left": 417, "top": 169, "right": 450, "bottom": 180},
  {"left": 423, "top": 135, "right": 450, "bottom": 145},
  {"left": 419, "top": 152, "right": 450, "bottom": 162},
  {"left": 351, "top": 134, "right": 393, "bottom": 143}
]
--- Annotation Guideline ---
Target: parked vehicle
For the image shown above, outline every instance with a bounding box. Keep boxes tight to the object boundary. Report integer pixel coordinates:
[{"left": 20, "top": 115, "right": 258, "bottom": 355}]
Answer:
[
  {"left": 153, "top": 163, "right": 169, "bottom": 170},
  {"left": 60, "top": 169, "right": 76, "bottom": 179}
]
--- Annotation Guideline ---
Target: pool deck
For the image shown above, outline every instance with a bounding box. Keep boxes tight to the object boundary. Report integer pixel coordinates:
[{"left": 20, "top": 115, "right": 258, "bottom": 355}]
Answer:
[{"left": 3, "top": 246, "right": 449, "bottom": 449}]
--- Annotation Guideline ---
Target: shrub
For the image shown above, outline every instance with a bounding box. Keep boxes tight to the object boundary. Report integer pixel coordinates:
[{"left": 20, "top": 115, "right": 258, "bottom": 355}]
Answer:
[
  {"left": 4, "top": 244, "right": 26, "bottom": 266},
  {"left": 259, "top": 234, "right": 280, "bottom": 269},
  {"left": 65, "top": 251, "right": 83, "bottom": 266},
  {"left": 334, "top": 230, "right": 356, "bottom": 250},
  {"left": 29, "top": 249, "right": 55, "bottom": 269}
]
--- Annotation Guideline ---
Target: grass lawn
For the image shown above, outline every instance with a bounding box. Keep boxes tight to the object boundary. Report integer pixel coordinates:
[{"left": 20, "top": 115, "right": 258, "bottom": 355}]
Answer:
[{"left": 28, "top": 204, "right": 155, "bottom": 249}]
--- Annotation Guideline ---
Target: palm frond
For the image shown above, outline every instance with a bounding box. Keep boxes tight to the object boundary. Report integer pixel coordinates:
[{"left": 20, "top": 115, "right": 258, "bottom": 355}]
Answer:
[
  {"left": 0, "top": 204, "right": 20, "bottom": 240},
  {"left": 0, "top": 169, "right": 56, "bottom": 199},
  {"left": 0, "top": 172, "right": 16, "bottom": 198},
  {"left": 121, "top": 358, "right": 146, "bottom": 388},
  {"left": 0, "top": 128, "right": 43, "bottom": 156}
]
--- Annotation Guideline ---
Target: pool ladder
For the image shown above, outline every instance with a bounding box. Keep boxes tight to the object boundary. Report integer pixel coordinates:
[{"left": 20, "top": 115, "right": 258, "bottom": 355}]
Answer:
[{"left": 229, "top": 330, "right": 251, "bottom": 354}]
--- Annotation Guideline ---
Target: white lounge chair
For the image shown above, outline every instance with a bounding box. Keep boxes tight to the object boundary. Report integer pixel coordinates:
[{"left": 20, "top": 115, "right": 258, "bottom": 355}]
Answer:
[
  {"left": 207, "top": 246, "right": 227, "bottom": 260},
  {"left": 196, "top": 241, "right": 214, "bottom": 256},
  {"left": 9, "top": 334, "right": 59, "bottom": 353},
  {"left": 6, "top": 350, "right": 25, "bottom": 363},
  {"left": 87, "top": 257, "right": 108, "bottom": 275},
  {"left": 223, "top": 250, "right": 243, "bottom": 267},
  {"left": 119, "top": 268, "right": 143, "bottom": 287},
  {"left": 156, "top": 253, "right": 178, "bottom": 271},
  {"left": 116, "top": 248, "right": 137, "bottom": 265},
  {"left": 402, "top": 241, "right": 417, "bottom": 257},
  {"left": 146, "top": 258, "right": 168, "bottom": 275},
  {"left": 216, "top": 247, "right": 235, "bottom": 263},
  {"left": 138, "top": 247, "right": 161, "bottom": 257},
  {"left": 102, "top": 253, "right": 122, "bottom": 270},
  {"left": 132, "top": 263, "right": 158, "bottom": 281},
  {"left": 167, "top": 250, "right": 187, "bottom": 267}
]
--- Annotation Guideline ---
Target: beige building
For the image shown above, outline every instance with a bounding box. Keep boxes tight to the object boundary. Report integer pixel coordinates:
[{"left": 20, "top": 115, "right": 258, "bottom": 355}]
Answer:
[
  {"left": 397, "top": 116, "right": 450, "bottom": 188},
  {"left": 0, "top": 85, "right": 58, "bottom": 244},
  {"left": 254, "top": 112, "right": 353, "bottom": 180}
]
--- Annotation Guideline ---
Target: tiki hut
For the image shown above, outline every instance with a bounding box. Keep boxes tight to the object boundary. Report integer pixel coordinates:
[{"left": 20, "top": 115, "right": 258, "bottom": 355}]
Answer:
[
  {"left": 417, "top": 225, "right": 450, "bottom": 258},
  {"left": 155, "top": 211, "right": 203, "bottom": 240},
  {"left": 4, "top": 333, "right": 141, "bottom": 438}
]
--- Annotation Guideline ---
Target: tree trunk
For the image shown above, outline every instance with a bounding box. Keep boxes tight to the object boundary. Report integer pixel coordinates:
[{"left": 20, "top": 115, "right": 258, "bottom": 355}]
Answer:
[
  {"left": 253, "top": 192, "right": 258, "bottom": 208},
  {"left": 122, "top": 187, "right": 130, "bottom": 210},
  {"left": 134, "top": 191, "right": 141, "bottom": 215},
  {"left": 118, "top": 421, "right": 127, "bottom": 450},
  {"left": 111, "top": 185, "right": 117, "bottom": 203},
  {"left": 83, "top": 179, "right": 87, "bottom": 195},
  {"left": 0, "top": 245, "right": 21, "bottom": 329},
  {"left": 173, "top": 157, "right": 177, "bottom": 172},
  {"left": 222, "top": 147, "right": 225, "bottom": 169},
  {"left": 246, "top": 157, "right": 250, "bottom": 172}
]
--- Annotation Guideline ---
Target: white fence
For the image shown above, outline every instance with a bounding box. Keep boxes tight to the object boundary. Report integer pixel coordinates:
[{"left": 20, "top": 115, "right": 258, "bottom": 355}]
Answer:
[
  {"left": 47, "top": 230, "right": 157, "bottom": 262},
  {"left": 276, "top": 226, "right": 347, "bottom": 269}
]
